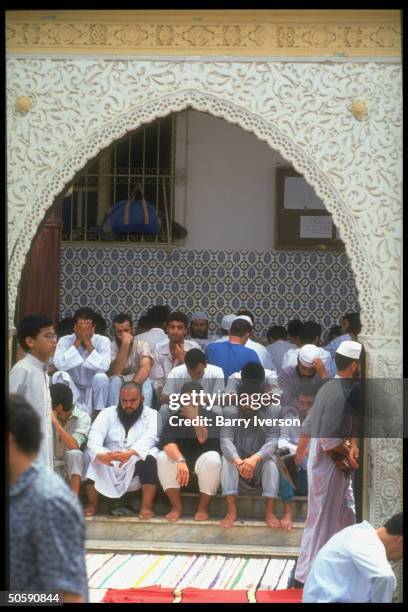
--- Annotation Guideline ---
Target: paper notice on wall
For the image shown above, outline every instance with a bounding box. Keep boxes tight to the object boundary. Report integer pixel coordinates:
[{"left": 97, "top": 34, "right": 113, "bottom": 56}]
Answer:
[
  {"left": 300, "top": 216, "right": 333, "bottom": 239},
  {"left": 284, "top": 177, "right": 326, "bottom": 210}
]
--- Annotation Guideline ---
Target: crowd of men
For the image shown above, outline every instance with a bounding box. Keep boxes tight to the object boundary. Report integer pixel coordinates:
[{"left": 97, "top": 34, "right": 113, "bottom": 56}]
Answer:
[{"left": 9, "top": 305, "right": 403, "bottom": 602}]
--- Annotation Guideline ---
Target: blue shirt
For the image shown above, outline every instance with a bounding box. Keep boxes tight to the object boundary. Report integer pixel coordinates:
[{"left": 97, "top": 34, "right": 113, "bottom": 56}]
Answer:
[
  {"left": 9, "top": 460, "right": 88, "bottom": 601},
  {"left": 206, "top": 340, "right": 260, "bottom": 381}
]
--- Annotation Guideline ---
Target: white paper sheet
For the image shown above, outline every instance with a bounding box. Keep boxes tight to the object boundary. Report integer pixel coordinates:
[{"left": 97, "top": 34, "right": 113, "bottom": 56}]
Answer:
[
  {"left": 300, "top": 215, "right": 333, "bottom": 239},
  {"left": 284, "top": 177, "right": 326, "bottom": 210}
]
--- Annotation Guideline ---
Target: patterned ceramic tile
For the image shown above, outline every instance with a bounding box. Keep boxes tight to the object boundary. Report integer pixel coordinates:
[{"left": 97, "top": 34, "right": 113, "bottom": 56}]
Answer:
[{"left": 60, "top": 247, "right": 359, "bottom": 338}]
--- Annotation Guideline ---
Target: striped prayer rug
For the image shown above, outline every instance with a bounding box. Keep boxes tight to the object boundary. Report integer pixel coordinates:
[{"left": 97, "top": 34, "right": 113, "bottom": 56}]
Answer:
[{"left": 87, "top": 553, "right": 295, "bottom": 602}]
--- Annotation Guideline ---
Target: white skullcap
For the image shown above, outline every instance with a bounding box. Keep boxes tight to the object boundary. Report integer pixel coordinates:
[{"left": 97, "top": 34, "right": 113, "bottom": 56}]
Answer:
[
  {"left": 235, "top": 315, "right": 253, "bottom": 327},
  {"left": 298, "top": 344, "right": 320, "bottom": 367},
  {"left": 221, "top": 314, "right": 237, "bottom": 331},
  {"left": 336, "top": 340, "right": 362, "bottom": 360},
  {"left": 190, "top": 312, "right": 208, "bottom": 322}
]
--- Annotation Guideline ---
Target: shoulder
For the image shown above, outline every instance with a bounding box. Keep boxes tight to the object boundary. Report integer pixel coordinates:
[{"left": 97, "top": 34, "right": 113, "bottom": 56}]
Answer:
[
  {"left": 142, "top": 406, "right": 160, "bottom": 420},
  {"left": 94, "top": 334, "right": 111, "bottom": 346},
  {"left": 155, "top": 339, "right": 169, "bottom": 351},
  {"left": 206, "top": 364, "right": 224, "bottom": 375},
  {"left": 168, "top": 364, "right": 185, "bottom": 377},
  {"left": 58, "top": 334, "right": 75, "bottom": 345}
]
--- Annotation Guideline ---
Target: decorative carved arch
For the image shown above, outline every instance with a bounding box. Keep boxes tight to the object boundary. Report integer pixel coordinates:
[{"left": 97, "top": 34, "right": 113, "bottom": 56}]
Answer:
[{"left": 9, "top": 91, "right": 374, "bottom": 333}]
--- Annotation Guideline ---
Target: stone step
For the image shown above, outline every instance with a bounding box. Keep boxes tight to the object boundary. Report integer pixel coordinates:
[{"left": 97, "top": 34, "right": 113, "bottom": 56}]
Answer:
[
  {"left": 85, "top": 515, "right": 305, "bottom": 548},
  {"left": 86, "top": 539, "right": 301, "bottom": 558},
  {"left": 89, "top": 492, "right": 308, "bottom": 521}
]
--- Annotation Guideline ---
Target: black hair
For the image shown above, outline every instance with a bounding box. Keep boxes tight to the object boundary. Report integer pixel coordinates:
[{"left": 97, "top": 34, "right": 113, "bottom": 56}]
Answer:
[
  {"left": 57, "top": 317, "right": 74, "bottom": 338},
  {"left": 241, "top": 362, "right": 265, "bottom": 385},
  {"left": 297, "top": 380, "right": 322, "bottom": 398},
  {"left": 167, "top": 311, "right": 189, "bottom": 329},
  {"left": 145, "top": 305, "right": 170, "bottom": 328},
  {"left": 73, "top": 307, "right": 96, "bottom": 325},
  {"left": 344, "top": 312, "right": 362, "bottom": 336},
  {"left": 50, "top": 383, "right": 74, "bottom": 412},
  {"left": 180, "top": 380, "right": 204, "bottom": 395},
  {"left": 236, "top": 309, "right": 255, "bottom": 325},
  {"left": 17, "top": 314, "right": 53, "bottom": 352},
  {"left": 9, "top": 395, "right": 42, "bottom": 454},
  {"left": 185, "top": 348, "right": 207, "bottom": 369},
  {"left": 287, "top": 319, "right": 303, "bottom": 338},
  {"left": 113, "top": 313, "right": 133, "bottom": 327},
  {"left": 335, "top": 353, "right": 359, "bottom": 371},
  {"left": 93, "top": 311, "right": 107, "bottom": 335},
  {"left": 266, "top": 325, "right": 287, "bottom": 342},
  {"left": 384, "top": 513, "right": 403, "bottom": 536},
  {"left": 230, "top": 318, "right": 252, "bottom": 337},
  {"left": 299, "top": 321, "right": 322, "bottom": 344},
  {"left": 328, "top": 325, "right": 342, "bottom": 342}
]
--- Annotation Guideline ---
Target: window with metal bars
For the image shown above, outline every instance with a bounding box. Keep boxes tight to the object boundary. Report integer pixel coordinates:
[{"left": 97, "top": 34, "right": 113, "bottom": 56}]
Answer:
[{"left": 61, "top": 115, "right": 176, "bottom": 243}]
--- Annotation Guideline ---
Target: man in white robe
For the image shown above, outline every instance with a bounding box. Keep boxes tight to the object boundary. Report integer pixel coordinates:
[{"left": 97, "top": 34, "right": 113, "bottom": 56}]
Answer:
[
  {"left": 84, "top": 382, "right": 160, "bottom": 519},
  {"left": 303, "top": 513, "right": 402, "bottom": 602},
  {"left": 10, "top": 314, "right": 57, "bottom": 469},
  {"left": 52, "top": 307, "right": 111, "bottom": 417},
  {"left": 293, "top": 340, "right": 362, "bottom": 586},
  {"left": 282, "top": 321, "right": 335, "bottom": 377}
]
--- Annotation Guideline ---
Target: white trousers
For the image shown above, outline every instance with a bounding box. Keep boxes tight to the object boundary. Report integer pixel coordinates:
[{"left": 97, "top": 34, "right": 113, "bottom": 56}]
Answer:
[
  {"left": 54, "top": 449, "right": 84, "bottom": 481},
  {"left": 157, "top": 450, "right": 221, "bottom": 496},
  {"left": 52, "top": 371, "right": 109, "bottom": 415}
]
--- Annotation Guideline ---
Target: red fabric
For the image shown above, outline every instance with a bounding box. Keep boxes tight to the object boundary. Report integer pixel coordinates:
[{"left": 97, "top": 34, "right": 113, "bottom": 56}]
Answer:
[
  {"left": 180, "top": 588, "right": 249, "bottom": 603},
  {"left": 256, "top": 588, "right": 303, "bottom": 603},
  {"left": 102, "top": 586, "right": 174, "bottom": 603}
]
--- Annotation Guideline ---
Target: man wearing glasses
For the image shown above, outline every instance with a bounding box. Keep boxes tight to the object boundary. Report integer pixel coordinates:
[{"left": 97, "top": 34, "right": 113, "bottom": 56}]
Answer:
[{"left": 10, "top": 314, "right": 58, "bottom": 469}]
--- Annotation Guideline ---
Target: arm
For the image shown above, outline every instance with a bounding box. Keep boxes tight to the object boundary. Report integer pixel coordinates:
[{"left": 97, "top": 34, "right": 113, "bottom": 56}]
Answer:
[
  {"left": 82, "top": 336, "right": 111, "bottom": 372},
  {"left": 133, "top": 356, "right": 153, "bottom": 385},
  {"left": 9, "top": 365, "right": 28, "bottom": 396},
  {"left": 51, "top": 412, "right": 79, "bottom": 450},
  {"left": 86, "top": 411, "right": 111, "bottom": 458},
  {"left": 130, "top": 410, "right": 160, "bottom": 460},
  {"left": 53, "top": 336, "right": 84, "bottom": 371},
  {"left": 110, "top": 337, "right": 132, "bottom": 376}
]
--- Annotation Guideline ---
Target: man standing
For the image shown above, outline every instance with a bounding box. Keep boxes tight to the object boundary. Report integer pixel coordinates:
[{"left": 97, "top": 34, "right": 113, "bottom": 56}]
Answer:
[
  {"left": 188, "top": 312, "right": 216, "bottom": 349},
  {"left": 293, "top": 340, "right": 362, "bottom": 586},
  {"left": 9, "top": 395, "right": 88, "bottom": 602},
  {"left": 135, "top": 305, "right": 170, "bottom": 349},
  {"left": 265, "top": 325, "right": 295, "bottom": 374},
  {"left": 10, "top": 314, "right": 57, "bottom": 469},
  {"left": 150, "top": 312, "right": 200, "bottom": 397},
  {"left": 206, "top": 318, "right": 260, "bottom": 382},
  {"left": 84, "top": 382, "right": 160, "bottom": 519},
  {"left": 235, "top": 311, "right": 275, "bottom": 370},
  {"left": 303, "top": 513, "right": 403, "bottom": 602},
  {"left": 52, "top": 307, "right": 111, "bottom": 416},
  {"left": 281, "top": 321, "right": 335, "bottom": 376},
  {"left": 50, "top": 383, "right": 91, "bottom": 496},
  {"left": 107, "top": 313, "right": 154, "bottom": 407}
]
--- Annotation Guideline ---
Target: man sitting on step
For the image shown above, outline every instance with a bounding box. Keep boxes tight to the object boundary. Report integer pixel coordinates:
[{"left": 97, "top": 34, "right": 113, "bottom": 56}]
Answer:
[
  {"left": 157, "top": 381, "right": 222, "bottom": 523},
  {"left": 219, "top": 367, "right": 281, "bottom": 529},
  {"left": 84, "top": 381, "right": 160, "bottom": 519}
]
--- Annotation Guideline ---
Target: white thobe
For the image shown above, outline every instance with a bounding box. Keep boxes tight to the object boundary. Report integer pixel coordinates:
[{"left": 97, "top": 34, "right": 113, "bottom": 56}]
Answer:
[
  {"left": 9, "top": 353, "right": 54, "bottom": 469},
  {"left": 53, "top": 333, "right": 111, "bottom": 414},
  {"left": 86, "top": 405, "right": 160, "bottom": 498},
  {"left": 245, "top": 338, "right": 275, "bottom": 370},
  {"left": 303, "top": 521, "right": 397, "bottom": 603},
  {"left": 282, "top": 346, "right": 336, "bottom": 377},
  {"left": 161, "top": 363, "right": 225, "bottom": 397}
]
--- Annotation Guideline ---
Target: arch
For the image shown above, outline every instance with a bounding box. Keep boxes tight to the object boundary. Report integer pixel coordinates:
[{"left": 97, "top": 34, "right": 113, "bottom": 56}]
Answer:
[{"left": 9, "top": 91, "right": 373, "bottom": 333}]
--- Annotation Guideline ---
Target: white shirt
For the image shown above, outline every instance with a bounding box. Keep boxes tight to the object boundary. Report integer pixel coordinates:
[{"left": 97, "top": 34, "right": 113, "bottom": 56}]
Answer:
[
  {"left": 245, "top": 338, "right": 274, "bottom": 370},
  {"left": 282, "top": 346, "right": 335, "bottom": 377},
  {"left": 110, "top": 338, "right": 152, "bottom": 382},
  {"left": 303, "top": 521, "right": 397, "bottom": 603},
  {"left": 53, "top": 333, "right": 111, "bottom": 388},
  {"left": 266, "top": 340, "right": 296, "bottom": 373},
  {"left": 135, "top": 328, "right": 168, "bottom": 351},
  {"left": 150, "top": 339, "right": 200, "bottom": 388},
  {"left": 162, "top": 363, "right": 225, "bottom": 397},
  {"left": 9, "top": 353, "right": 54, "bottom": 469}
]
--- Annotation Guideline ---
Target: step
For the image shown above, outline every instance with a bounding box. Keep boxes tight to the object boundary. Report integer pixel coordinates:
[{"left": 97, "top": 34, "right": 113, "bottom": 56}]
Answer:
[
  {"left": 84, "top": 492, "right": 308, "bottom": 521},
  {"left": 86, "top": 539, "right": 301, "bottom": 558},
  {"left": 85, "top": 516, "right": 305, "bottom": 548}
]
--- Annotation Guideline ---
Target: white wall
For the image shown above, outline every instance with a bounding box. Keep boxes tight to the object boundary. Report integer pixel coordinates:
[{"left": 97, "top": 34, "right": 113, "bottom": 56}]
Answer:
[{"left": 174, "top": 110, "right": 287, "bottom": 250}]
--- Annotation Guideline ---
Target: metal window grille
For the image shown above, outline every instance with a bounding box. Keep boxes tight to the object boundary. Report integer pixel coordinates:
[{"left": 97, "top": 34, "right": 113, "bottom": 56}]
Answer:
[{"left": 61, "top": 115, "right": 176, "bottom": 243}]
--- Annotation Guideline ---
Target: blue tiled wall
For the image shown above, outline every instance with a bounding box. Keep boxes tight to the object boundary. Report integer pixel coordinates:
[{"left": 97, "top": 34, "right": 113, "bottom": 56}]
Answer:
[{"left": 59, "top": 246, "right": 359, "bottom": 338}]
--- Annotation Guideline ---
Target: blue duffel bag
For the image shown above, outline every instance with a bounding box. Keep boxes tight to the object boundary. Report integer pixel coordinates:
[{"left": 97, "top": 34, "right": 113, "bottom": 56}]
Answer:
[{"left": 100, "top": 185, "right": 161, "bottom": 239}]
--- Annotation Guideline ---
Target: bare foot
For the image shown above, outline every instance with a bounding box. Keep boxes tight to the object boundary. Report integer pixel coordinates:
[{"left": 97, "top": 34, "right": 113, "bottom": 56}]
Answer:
[
  {"left": 265, "top": 512, "right": 281, "bottom": 528},
  {"left": 84, "top": 506, "right": 97, "bottom": 517},
  {"left": 280, "top": 512, "right": 293, "bottom": 530},
  {"left": 194, "top": 510, "right": 209, "bottom": 521},
  {"left": 165, "top": 507, "right": 182, "bottom": 522},
  {"left": 220, "top": 512, "right": 237, "bottom": 528},
  {"left": 138, "top": 508, "right": 155, "bottom": 520}
]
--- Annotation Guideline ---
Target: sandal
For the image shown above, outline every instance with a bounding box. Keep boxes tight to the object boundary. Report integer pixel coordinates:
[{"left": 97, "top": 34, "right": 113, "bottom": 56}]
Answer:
[{"left": 109, "top": 505, "right": 135, "bottom": 517}]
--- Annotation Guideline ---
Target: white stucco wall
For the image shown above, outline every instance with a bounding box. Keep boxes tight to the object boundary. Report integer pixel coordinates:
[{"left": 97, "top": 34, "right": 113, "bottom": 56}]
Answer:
[{"left": 174, "top": 110, "right": 286, "bottom": 250}]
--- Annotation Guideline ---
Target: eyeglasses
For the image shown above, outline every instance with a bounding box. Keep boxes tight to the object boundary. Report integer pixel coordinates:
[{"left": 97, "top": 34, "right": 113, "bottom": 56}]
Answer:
[{"left": 41, "top": 333, "right": 58, "bottom": 340}]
